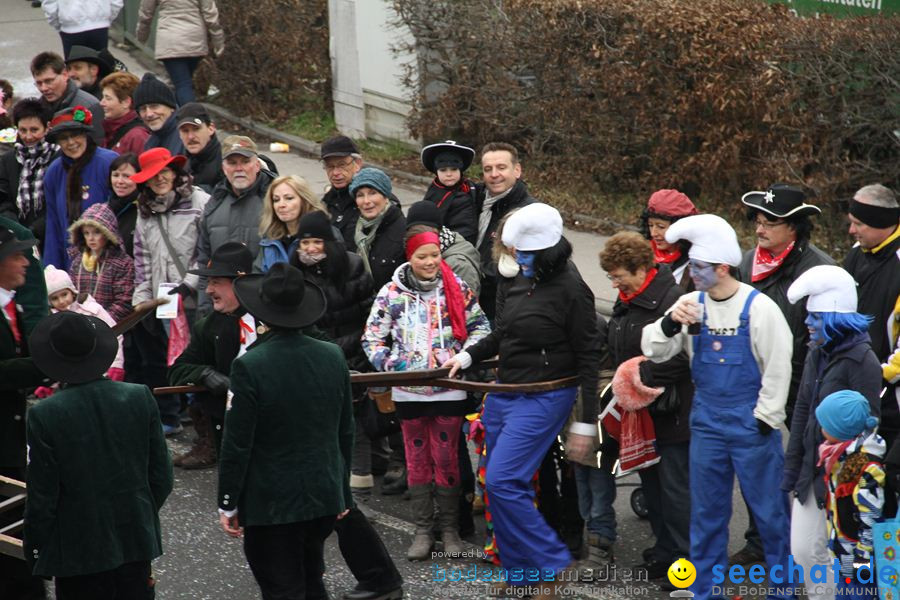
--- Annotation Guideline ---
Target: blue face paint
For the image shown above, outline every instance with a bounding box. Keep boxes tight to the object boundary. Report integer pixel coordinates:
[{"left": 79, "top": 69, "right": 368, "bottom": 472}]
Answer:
[
  {"left": 805, "top": 312, "right": 825, "bottom": 347},
  {"left": 515, "top": 251, "right": 536, "bottom": 278},
  {"left": 689, "top": 259, "right": 717, "bottom": 291}
]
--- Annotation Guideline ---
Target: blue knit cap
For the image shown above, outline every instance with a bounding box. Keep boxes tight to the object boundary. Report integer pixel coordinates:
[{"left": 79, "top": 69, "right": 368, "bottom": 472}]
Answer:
[
  {"left": 349, "top": 167, "right": 392, "bottom": 199},
  {"left": 815, "top": 390, "right": 878, "bottom": 441}
]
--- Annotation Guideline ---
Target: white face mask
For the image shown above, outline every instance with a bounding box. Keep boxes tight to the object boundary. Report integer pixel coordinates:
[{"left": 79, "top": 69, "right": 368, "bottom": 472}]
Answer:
[{"left": 498, "top": 253, "right": 520, "bottom": 278}]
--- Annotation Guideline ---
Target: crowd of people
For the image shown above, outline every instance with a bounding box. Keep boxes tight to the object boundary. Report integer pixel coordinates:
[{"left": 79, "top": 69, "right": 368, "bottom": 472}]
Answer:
[{"left": 0, "top": 22, "right": 898, "bottom": 600}]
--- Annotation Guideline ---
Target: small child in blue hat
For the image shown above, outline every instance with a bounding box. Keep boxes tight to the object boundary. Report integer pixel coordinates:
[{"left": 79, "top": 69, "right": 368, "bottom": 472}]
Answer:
[{"left": 815, "top": 390, "right": 885, "bottom": 600}]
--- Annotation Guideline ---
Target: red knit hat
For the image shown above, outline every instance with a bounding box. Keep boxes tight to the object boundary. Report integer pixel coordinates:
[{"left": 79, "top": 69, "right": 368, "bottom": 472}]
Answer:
[{"left": 647, "top": 189, "right": 698, "bottom": 219}]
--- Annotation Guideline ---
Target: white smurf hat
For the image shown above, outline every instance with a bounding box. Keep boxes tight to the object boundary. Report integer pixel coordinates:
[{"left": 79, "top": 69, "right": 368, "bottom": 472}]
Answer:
[
  {"left": 501, "top": 203, "right": 563, "bottom": 251},
  {"left": 787, "top": 265, "right": 857, "bottom": 313},
  {"left": 664, "top": 214, "right": 742, "bottom": 266}
]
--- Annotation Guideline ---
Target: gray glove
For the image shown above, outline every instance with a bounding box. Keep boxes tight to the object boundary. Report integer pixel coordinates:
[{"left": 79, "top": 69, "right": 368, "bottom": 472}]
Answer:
[{"left": 201, "top": 367, "right": 230, "bottom": 396}]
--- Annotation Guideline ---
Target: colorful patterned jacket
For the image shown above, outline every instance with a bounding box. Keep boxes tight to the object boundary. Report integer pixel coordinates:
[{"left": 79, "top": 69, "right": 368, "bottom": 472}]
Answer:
[
  {"left": 823, "top": 431, "right": 886, "bottom": 574},
  {"left": 362, "top": 263, "right": 490, "bottom": 399}
]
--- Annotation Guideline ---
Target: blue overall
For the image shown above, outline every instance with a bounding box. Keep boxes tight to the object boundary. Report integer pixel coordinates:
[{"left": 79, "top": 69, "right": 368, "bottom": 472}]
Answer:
[
  {"left": 689, "top": 291, "right": 793, "bottom": 600},
  {"left": 482, "top": 387, "right": 577, "bottom": 576}
]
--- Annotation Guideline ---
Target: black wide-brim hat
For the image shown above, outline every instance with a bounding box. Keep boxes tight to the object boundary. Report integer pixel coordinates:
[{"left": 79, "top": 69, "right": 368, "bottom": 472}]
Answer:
[
  {"left": 65, "top": 45, "right": 113, "bottom": 78},
  {"left": 741, "top": 183, "right": 821, "bottom": 219},
  {"left": 29, "top": 312, "right": 118, "bottom": 384},
  {"left": 0, "top": 227, "right": 37, "bottom": 262},
  {"left": 188, "top": 241, "right": 254, "bottom": 278},
  {"left": 421, "top": 140, "right": 475, "bottom": 174},
  {"left": 233, "top": 262, "right": 327, "bottom": 329}
]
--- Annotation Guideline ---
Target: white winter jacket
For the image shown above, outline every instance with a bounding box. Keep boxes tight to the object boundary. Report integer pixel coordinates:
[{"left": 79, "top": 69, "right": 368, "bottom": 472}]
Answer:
[
  {"left": 137, "top": 0, "right": 225, "bottom": 60},
  {"left": 43, "top": 0, "right": 123, "bottom": 34}
]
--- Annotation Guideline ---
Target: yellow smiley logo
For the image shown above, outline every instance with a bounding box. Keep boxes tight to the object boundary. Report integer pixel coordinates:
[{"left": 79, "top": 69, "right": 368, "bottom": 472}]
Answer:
[{"left": 667, "top": 558, "right": 696, "bottom": 589}]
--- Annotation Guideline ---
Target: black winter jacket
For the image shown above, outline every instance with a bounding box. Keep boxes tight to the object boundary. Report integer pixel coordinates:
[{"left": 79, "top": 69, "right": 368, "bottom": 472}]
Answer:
[
  {"left": 0, "top": 146, "right": 59, "bottom": 248},
  {"left": 187, "top": 135, "right": 223, "bottom": 193},
  {"left": 361, "top": 204, "right": 407, "bottom": 291},
  {"left": 606, "top": 265, "right": 692, "bottom": 444},
  {"left": 423, "top": 178, "right": 477, "bottom": 245},
  {"left": 739, "top": 240, "right": 835, "bottom": 422},
  {"left": 108, "top": 190, "right": 139, "bottom": 257},
  {"left": 294, "top": 252, "right": 375, "bottom": 372},
  {"left": 466, "top": 258, "right": 601, "bottom": 424},
  {"left": 782, "top": 332, "right": 882, "bottom": 506},
  {"left": 843, "top": 231, "right": 900, "bottom": 438},
  {"left": 474, "top": 179, "right": 537, "bottom": 321}
]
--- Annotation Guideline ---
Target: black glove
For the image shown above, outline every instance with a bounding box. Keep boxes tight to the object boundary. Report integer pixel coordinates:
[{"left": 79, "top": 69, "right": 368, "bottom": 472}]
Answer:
[
  {"left": 201, "top": 367, "right": 230, "bottom": 396},
  {"left": 757, "top": 418, "right": 774, "bottom": 435},
  {"left": 168, "top": 283, "right": 197, "bottom": 299}
]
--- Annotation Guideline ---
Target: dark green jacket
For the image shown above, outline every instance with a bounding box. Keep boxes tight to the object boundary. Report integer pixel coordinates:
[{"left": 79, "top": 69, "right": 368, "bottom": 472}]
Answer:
[
  {"left": 0, "top": 215, "right": 48, "bottom": 336},
  {"left": 0, "top": 215, "right": 49, "bottom": 467},
  {"left": 217, "top": 331, "right": 354, "bottom": 526},
  {"left": 24, "top": 380, "right": 174, "bottom": 577}
]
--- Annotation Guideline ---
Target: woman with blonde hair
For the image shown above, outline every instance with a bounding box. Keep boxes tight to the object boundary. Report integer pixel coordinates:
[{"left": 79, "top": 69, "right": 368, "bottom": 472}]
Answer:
[{"left": 254, "top": 174, "right": 327, "bottom": 273}]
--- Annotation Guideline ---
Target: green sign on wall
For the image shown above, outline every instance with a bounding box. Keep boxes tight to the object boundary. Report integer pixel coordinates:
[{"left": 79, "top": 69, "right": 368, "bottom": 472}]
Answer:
[{"left": 771, "top": 0, "right": 899, "bottom": 16}]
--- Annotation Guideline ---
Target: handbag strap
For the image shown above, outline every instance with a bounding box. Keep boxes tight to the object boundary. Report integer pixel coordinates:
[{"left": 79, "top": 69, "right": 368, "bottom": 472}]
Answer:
[{"left": 156, "top": 214, "right": 188, "bottom": 279}]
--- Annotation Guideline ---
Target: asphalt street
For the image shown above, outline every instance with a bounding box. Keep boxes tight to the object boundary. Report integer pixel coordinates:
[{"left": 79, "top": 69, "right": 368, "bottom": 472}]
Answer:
[{"left": 0, "top": 3, "right": 771, "bottom": 599}]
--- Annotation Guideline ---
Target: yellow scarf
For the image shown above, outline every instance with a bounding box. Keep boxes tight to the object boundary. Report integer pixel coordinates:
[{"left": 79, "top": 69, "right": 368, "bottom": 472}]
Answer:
[{"left": 81, "top": 251, "right": 98, "bottom": 273}]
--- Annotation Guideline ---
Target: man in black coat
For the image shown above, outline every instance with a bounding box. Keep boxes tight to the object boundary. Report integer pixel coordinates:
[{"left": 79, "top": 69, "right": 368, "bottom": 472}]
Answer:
[
  {"left": 844, "top": 184, "right": 900, "bottom": 517},
  {"left": 0, "top": 226, "right": 51, "bottom": 600},
  {"left": 733, "top": 183, "right": 834, "bottom": 566},
  {"left": 474, "top": 142, "right": 536, "bottom": 322},
  {"left": 175, "top": 103, "right": 223, "bottom": 193}
]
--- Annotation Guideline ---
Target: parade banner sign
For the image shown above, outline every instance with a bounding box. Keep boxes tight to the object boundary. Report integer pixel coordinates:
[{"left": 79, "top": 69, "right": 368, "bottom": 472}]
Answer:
[{"left": 770, "top": 0, "right": 899, "bottom": 16}]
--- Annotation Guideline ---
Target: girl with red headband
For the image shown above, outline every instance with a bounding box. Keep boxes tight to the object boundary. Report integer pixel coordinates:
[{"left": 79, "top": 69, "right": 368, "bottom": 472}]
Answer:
[{"left": 362, "top": 229, "right": 491, "bottom": 561}]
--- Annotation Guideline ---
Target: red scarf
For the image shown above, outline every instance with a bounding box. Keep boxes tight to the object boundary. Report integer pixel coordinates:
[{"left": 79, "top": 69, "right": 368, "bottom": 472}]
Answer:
[
  {"left": 817, "top": 439, "right": 853, "bottom": 476},
  {"left": 650, "top": 239, "right": 682, "bottom": 265},
  {"left": 751, "top": 241, "right": 795, "bottom": 282},
  {"left": 405, "top": 231, "right": 468, "bottom": 342},
  {"left": 618, "top": 268, "right": 658, "bottom": 304},
  {"left": 431, "top": 179, "right": 471, "bottom": 208}
]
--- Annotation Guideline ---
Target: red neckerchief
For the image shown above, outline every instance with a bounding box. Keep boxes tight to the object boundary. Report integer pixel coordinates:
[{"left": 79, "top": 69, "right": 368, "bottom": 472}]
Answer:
[
  {"left": 431, "top": 178, "right": 471, "bottom": 208},
  {"left": 817, "top": 439, "right": 853, "bottom": 476},
  {"left": 618, "top": 268, "right": 658, "bottom": 304},
  {"left": 751, "top": 241, "right": 795, "bottom": 282},
  {"left": 238, "top": 317, "right": 254, "bottom": 344},
  {"left": 650, "top": 239, "right": 682, "bottom": 264}
]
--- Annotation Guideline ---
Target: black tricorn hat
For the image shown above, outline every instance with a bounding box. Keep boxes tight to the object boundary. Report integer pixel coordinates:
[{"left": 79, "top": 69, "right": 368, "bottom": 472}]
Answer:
[
  {"left": 29, "top": 312, "right": 118, "bottom": 384},
  {"left": 420, "top": 140, "right": 475, "bottom": 174},
  {"left": 233, "top": 263, "right": 326, "bottom": 329},
  {"left": 741, "top": 183, "right": 821, "bottom": 219},
  {"left": 188, "top": 241, "right": 253, "bottom": 278}
]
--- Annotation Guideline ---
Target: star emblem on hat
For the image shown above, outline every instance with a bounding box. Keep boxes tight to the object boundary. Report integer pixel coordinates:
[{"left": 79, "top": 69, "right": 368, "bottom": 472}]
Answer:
[{"left": 764, "top": 190, "right": 775, "bottom": 204}]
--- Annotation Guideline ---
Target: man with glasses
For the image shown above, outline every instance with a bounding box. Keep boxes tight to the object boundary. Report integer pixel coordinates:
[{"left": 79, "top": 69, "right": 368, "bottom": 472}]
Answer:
[
  {"left": 319, "top": 135, "right": 400, "bottom": 251},
  {"left": 727, "top": 184, "right": 835, "bottom": 568},
  {"left": 319, "top": 136, "right": 365, "bottom": 250},
  {"left": 642, "top": 214, "right": 794, "bottom": 600},
  {"left": 30, "top": 51, "right": 104, "bottom": 144}
]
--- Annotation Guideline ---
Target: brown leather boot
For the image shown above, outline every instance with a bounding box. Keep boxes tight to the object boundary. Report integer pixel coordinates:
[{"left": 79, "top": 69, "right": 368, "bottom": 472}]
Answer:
[{"left": 179, "top": 407, "right": 216, "bottom": 469}]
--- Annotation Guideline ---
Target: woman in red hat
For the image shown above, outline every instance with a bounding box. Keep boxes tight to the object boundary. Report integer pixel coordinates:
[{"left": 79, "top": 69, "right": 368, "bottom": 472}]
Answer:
[
  {"left": 130, "top": 146, "right": 210, "bottom": 436},
  {"left": 41, "top": 106, "right": 118, "bottom": 270},
  {"left": 640, "top": 189, "right": 699, "bottom": 291}
]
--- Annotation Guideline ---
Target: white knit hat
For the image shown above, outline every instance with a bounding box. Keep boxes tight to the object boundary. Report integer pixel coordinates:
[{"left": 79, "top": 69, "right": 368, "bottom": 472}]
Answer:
[
  {"left": 787, "top": 265, "right": 858, "bottom": 313},
  {"left": 664, "top": 214, "right": 742, "bottom": 266},
  {"left": 501, "top": 203, "right": 563, "bottom": 251},
  {"left": 44, "top": 265, "right": 77, "bottom": 297}
]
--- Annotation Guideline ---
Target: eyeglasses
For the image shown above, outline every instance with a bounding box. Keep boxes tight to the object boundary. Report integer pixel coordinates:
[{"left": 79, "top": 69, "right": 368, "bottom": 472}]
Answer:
[
  {"left": 754, "top": 219, "right": 788, "bottom": 230},
  {"left": 323, "top": 159, "right": 355, "bottom": 173},
  {"left": 605, "top": 273, "right": 626, "bottom": 283},
  {"left": 34, "top": 73, "right": 60, "bottom": 89}
]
